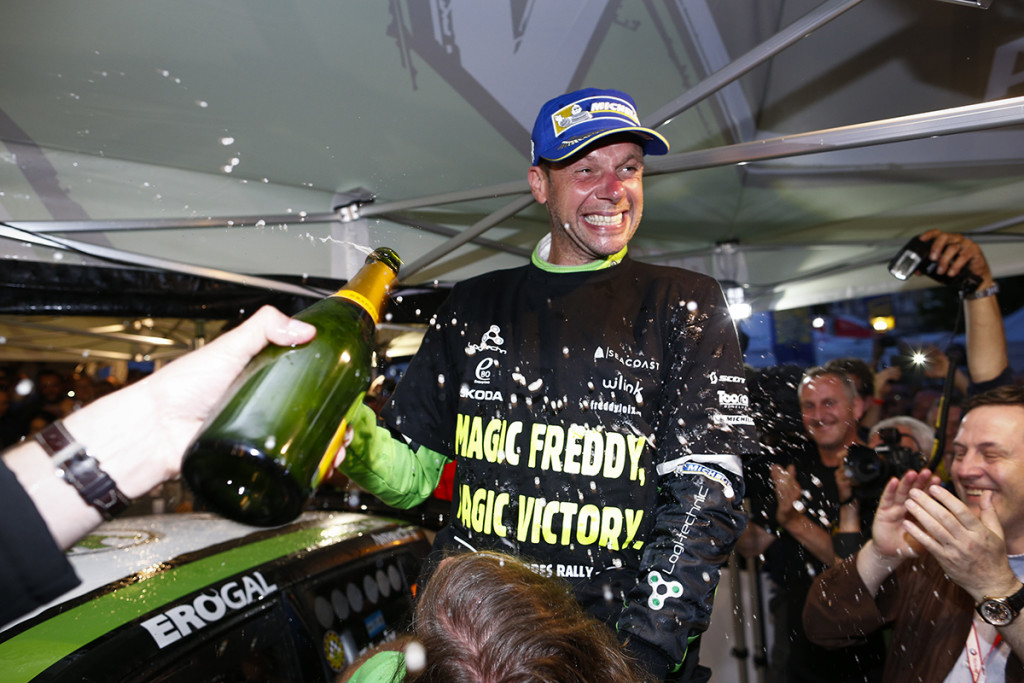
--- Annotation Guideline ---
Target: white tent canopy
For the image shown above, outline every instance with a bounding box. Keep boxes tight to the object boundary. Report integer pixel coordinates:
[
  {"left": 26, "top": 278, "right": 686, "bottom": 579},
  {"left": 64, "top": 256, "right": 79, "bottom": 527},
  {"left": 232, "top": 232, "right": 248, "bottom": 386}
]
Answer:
[{"left": 3, "top": 0, "right": 1024, "bottom": 362}]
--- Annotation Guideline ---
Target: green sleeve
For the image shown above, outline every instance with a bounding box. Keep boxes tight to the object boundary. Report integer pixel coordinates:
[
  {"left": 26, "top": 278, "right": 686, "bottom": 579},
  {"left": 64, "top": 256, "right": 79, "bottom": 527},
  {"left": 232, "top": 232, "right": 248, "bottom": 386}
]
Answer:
[
  {"left": 337, "top": 402, "right": 451, "bottom": 509},
  {"left": 344, "top": 651, "right": 405, "bottom": 683}
]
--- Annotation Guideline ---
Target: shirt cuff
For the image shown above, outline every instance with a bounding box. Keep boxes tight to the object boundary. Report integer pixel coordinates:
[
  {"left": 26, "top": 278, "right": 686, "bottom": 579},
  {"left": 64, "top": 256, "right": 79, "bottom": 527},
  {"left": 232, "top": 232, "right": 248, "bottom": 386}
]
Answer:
[{"left": 622, "top": 635, "right": 675, "bottom": 679}]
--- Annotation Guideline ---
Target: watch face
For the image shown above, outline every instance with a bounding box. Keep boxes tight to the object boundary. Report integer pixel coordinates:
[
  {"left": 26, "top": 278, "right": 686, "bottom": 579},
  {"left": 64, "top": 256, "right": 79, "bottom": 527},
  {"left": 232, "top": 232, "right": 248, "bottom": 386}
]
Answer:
[{"left": 980, "top": 599, "right": 1014, "bottom": 626}]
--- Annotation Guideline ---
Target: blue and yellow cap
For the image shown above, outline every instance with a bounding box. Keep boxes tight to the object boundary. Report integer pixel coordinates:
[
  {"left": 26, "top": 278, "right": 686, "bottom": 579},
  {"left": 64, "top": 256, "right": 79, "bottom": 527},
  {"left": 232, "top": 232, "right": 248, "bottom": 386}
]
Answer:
[{"left": 530, "top": 88, "right": 670, "bottom": 165}]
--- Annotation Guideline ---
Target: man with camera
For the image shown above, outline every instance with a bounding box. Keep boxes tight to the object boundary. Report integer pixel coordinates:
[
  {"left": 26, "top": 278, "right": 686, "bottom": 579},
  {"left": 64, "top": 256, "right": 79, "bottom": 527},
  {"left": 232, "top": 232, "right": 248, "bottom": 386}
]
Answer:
[
  {"left": 843, "top": 416, "right": 933, "bottom": 504},
  {"left": 744, "top": 364, "right": 887, "bottom": 682}
]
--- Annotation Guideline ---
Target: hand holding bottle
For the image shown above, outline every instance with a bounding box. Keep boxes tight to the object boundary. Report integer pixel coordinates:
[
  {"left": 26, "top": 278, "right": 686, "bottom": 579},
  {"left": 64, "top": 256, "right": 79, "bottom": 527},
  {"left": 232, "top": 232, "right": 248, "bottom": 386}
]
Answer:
[
  {"left": 7, "top": 305, "right": 316, "bottom": 549},
  {"left": 183, "top": 248, "right": 401, "bottom": 526},
  {"left": 63, "top": 305, "right": 317, "bottom": 497},
  {"left": 139, "top": 307, "right": 318, "bottom": 479}
]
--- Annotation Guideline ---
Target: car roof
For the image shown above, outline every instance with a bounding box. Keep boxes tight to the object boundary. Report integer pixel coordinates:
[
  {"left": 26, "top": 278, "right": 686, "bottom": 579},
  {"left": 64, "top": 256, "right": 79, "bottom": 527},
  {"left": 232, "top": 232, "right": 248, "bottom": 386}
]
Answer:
[{"left": 0, "top": 511, "right": 430, "bottom": 682}]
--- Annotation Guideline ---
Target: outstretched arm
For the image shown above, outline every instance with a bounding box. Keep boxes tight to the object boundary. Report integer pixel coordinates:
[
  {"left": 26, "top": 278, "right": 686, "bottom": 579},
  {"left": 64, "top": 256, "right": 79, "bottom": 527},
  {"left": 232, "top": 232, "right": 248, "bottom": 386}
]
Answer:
[
  {"left": 3, "top": 306, "right": 316, "bottom": 548},
  {"left": 919, "top": 230, "right": 1007, "bottom": 384}
]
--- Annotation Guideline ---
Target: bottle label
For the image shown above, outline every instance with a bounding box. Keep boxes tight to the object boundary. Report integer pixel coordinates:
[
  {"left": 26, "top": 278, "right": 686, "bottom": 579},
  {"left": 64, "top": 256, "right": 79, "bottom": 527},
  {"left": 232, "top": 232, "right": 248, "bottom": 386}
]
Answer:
[
  {"left": 335, "top": 290, "right": 380, "bottom": 323},
  {"left": 314, "top": 391, "right": 367, "bottom": 486},
  {"left": 330, "top": 259, "right": 396, "bottom": 324}
]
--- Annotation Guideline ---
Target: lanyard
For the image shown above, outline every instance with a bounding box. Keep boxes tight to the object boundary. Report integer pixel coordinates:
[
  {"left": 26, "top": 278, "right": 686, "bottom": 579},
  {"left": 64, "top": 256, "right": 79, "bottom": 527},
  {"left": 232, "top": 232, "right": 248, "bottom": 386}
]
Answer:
[{"left": 967, "top": 621, "right": 1003, "bottom": 683}]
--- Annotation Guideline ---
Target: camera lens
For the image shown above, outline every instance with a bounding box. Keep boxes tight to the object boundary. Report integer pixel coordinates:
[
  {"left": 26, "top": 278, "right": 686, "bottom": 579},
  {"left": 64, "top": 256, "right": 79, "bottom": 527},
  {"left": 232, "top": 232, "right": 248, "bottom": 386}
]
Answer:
[{"left": 845, "top": 445, "right": 884, "bottom": 485}]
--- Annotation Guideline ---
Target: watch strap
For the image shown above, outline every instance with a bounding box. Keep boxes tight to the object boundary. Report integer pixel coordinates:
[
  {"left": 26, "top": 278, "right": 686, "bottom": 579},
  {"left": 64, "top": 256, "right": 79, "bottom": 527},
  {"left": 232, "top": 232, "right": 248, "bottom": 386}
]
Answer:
[
  {"left": 1005, "top": 582, "right": 1024, "bottom": 614},
  {"left": 35, "top": 420, "right": 131, "bottom": 520},
  {"left": 966, "top": 282, "right": 999, "bottom": 300}
]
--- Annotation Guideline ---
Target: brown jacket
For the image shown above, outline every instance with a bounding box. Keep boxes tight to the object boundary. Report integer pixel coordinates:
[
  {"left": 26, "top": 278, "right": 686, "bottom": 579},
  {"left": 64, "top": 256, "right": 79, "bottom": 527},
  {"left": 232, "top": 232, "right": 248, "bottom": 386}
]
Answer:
[{"left": 803, "top": 553, "right": 1024, "bottom": 682}]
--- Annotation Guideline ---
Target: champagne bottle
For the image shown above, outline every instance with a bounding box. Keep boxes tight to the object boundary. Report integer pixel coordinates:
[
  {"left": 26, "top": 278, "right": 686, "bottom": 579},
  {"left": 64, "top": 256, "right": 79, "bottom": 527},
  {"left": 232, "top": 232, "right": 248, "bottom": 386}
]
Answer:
[{"left": 182, "top": 247, "right": 401, "bottom": 526}]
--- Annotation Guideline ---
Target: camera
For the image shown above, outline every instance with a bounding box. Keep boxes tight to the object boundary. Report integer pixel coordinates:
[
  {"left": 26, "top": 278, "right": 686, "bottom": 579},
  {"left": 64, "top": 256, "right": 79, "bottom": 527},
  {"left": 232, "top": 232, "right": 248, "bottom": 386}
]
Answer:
[
  {"left": 888, "top": 235, "right": 981, "bottom": 295},
  {"left": 844, "top": 428, "right": 927, "bottom": 500}
]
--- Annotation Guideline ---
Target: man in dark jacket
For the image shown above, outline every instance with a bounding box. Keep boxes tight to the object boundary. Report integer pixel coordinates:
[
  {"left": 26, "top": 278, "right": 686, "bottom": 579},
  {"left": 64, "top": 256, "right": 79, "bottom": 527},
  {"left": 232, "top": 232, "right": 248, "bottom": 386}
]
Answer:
[{"left": 744, "top": 365, "right": 886, "bottom": 683}]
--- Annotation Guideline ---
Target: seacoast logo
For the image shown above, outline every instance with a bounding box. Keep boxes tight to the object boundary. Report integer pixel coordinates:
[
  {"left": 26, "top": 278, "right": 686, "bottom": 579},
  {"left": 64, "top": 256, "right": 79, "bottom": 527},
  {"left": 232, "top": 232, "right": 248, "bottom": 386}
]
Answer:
[
  {"left": 593, "top": 346, "right": 660, "bottom": 371},
  {"left": 140, "top": 571, "right": 278, "bottom": 649}
]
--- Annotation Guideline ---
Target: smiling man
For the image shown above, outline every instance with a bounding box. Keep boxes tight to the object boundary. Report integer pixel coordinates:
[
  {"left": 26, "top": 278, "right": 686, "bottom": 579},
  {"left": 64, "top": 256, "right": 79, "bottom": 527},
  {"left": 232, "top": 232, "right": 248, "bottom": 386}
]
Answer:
[
  {"left": 745, "top": 366, "right": 886, "bottom": 682},
  {"left": 337, "top": 88, "right": 757, "bottom": 682},
  {"left": 527, "top": 134, "right": 645, "bottom": 265},
  {"left": 805, "top": 385, "right": 1024, "bottom": 682},
  {"left": 799, "top": 368, "right": 866, "bottom": 465}
]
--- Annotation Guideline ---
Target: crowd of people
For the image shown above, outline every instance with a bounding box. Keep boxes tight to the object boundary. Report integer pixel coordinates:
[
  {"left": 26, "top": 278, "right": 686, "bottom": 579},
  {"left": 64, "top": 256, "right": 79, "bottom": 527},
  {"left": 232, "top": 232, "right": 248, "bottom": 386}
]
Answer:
[
  {"left": 0, "top": 366, "right": 125, "bottom": 450},
  {"left": 1, "top": 86, "right": 1023, "bottom": 683},
  {"left": 737, "top": 229, "right": 1019, "bottom": 682}
]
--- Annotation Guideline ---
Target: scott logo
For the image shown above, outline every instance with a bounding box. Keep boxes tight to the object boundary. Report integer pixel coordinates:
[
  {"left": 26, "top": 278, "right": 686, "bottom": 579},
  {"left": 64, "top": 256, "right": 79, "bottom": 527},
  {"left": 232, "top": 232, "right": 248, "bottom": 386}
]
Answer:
[{"left": 709, "top": 371, "right": 745, "bottom": 385}]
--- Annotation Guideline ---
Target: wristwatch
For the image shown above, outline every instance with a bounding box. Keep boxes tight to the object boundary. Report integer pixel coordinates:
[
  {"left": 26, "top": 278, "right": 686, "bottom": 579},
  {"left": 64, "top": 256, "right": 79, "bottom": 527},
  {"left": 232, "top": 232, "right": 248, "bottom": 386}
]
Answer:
[
  {"left": 977, "top": 583, "right": 1024, "bottom": 626},
  {"left": 966, "top": 282, "right": 1000, "bottom": 300},
  {"left": 35, "top": 420, "right": 131, "bottom": 520}
]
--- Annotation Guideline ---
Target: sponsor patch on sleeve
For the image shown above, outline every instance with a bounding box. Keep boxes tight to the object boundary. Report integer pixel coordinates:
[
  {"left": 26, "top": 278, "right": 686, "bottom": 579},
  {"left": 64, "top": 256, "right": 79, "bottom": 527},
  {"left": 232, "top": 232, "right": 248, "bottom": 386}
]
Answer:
[{"left": 656, "top": 457, "right": 736, "bottom": 499}]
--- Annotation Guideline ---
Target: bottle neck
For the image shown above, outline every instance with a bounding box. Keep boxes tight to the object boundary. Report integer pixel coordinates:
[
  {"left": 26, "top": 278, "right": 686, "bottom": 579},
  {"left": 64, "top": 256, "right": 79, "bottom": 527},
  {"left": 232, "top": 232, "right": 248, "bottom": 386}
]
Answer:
[{"left": 331, "top": 260, "right": 397, "bottom": 324}]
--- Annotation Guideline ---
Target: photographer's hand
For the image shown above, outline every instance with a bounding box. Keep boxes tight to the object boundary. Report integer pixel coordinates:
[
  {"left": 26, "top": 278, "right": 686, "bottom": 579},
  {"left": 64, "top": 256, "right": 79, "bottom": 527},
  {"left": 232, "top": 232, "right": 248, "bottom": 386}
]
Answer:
[
  {"left": 922, "top": 344, "right": 970, "bottom": 396},
  {"left": 922, "top": 344, "right": 951, "bottom": 379},
  {"left": 873, "top": 366, "right": 900, "bottom": 401},
  {"left": 861, "top": 365, "right": 900, "bottom": 430},
  {"left": 919, "top": 230, "right": 994, "bottom": 289},
  {"left": 919, "top": 230, "right": 1007, "bottom": 385}
]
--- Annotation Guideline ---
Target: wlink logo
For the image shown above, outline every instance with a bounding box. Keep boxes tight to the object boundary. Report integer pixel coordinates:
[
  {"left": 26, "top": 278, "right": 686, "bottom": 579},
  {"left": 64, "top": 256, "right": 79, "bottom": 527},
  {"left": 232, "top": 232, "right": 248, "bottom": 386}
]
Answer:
[{"left": 602, "top": 373, "right": 643, "bottom": 403}]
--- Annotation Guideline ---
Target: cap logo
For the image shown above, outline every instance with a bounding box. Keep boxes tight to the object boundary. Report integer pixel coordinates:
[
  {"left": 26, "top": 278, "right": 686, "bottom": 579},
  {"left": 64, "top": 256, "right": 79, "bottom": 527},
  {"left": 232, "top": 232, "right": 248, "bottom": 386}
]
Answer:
[
  {"left": 550, "top": 97, "right": 640, "bottom": 137},
  {"left": 531, "top": 88, "right": 668, "bottom": 164}
]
